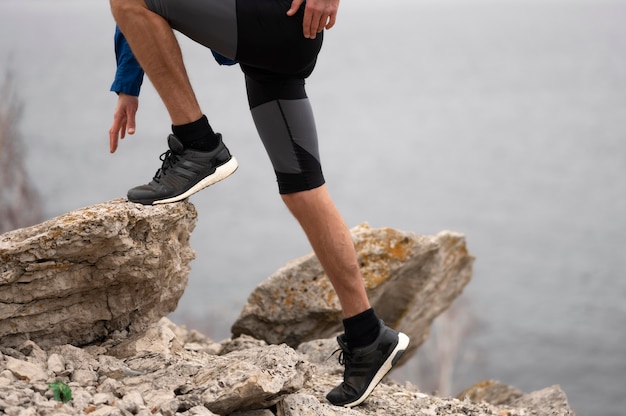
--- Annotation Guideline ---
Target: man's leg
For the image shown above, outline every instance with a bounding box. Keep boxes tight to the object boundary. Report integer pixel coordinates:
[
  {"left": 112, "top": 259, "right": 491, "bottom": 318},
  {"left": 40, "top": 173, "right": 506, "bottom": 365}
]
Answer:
[
  {"left": 244, "top": 70, "right": 410, "bottom": 407},
  {"left": 281, "top": 185, "right": 371, "bottom": 317},
  {"left": 282, "top": 185, "right": 410, "bottom": 408},
  {"left": 109, "top": 0, "right": 238, "bottom": 205},
  {"left": 109, "top": 0, "right": 201, "bottom": 124}
]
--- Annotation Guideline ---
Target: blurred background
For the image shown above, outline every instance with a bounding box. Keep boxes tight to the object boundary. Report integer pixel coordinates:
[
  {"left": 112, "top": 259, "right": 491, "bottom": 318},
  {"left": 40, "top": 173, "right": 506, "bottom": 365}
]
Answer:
[{"left": 1, "top": 0, "right": 624, "bottom": 415}]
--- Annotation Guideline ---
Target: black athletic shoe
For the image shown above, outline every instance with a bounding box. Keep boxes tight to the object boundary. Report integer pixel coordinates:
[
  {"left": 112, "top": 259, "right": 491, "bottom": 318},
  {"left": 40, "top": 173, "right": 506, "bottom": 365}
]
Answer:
[
  {"left": 127, "top": 134, "right": 238, "bottom": 205},
  {"left": 326, "top": 321, "right": 410, "bottom": 408}
]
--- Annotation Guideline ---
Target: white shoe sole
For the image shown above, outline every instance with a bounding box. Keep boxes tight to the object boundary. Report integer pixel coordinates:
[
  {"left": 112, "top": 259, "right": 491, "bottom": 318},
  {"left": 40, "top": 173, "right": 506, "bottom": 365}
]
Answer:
[
  {"left": 153, "top": 157, "right": 239, "bottom": 205},
  {"left": 344, "top": 332, "right": 410, "bottom": 408}
]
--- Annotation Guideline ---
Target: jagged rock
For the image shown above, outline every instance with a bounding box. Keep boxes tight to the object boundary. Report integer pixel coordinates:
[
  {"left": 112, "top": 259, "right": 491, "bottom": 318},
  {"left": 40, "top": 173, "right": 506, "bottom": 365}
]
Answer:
[
  {"left": 296, "top": 338, "right": 343, "bottom": 376},
  {"left": 107, "top": 322, "right": 183, "bottom": 359},
  {"left": 5, "top": 357, "right": 48, "bottom": 382},
  {"left": 46, "top": 353, "right": 65, "bottom": 375},
  {"left": 457, "top": 380, "right": 575, "bottom": 415},
  {"left": 0, "top": 198, "right": 197, "bottom": 349},
  {"left": 193, "top": 344, "right": 313, "bottom": 414},
  {"left": 511, "top": 385, "right": 576, "bottom": 416},
  {"left": 232, "top": 223, "right": 474, "bottom": 363},
  {"left": 277, "top": 392, "right": 356, "bottom": 416},
  {"left": 0, "top": 318, "right": 576, "bottom": 416},
  {"left": 457, "top": 379, "right": 524, "bottom": 405},
  {"left": 0, "top": 198, "right": 576, "bottom": 415}
]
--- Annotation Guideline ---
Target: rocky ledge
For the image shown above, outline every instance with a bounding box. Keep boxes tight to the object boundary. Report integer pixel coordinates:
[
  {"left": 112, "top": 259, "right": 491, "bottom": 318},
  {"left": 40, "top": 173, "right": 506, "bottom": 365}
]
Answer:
[
  {"left": 0, "top": 318, "right": 574, "bottom": 416},
  {"left": 0, "top": 199, "right": 576, "bottom": 415}
]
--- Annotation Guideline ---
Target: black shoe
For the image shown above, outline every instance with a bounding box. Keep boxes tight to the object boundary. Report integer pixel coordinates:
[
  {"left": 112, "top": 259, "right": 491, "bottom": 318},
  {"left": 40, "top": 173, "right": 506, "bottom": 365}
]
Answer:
[
  {"left": 326, "top": 321, "right": 410, "bottom": 408},
  {"left": 127, "top": 134, "right": 238, "bottom": 205}
]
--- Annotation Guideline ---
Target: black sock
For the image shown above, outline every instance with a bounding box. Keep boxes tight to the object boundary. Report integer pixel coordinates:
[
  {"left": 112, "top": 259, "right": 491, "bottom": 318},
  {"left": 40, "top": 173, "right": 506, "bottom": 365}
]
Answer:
[
  {"left": 172, "top": 115, "right": 220, "bottom": 151},
  {"left": 343, "top": 308, "right": 381, "bottom": 349}
]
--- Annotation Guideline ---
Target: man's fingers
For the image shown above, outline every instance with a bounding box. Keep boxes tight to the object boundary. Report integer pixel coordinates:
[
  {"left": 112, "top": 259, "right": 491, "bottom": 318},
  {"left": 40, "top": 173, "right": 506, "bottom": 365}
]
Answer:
[
  {"left": 286, "top": 0, "right": 304, "bottom": 16},
  {"left": 109, "top": 129, "right": 119, "bottom": 154},
  {"left": 302, "top": 11, "right": 314, "bottom": 38},
  {"left": 302, "top": 11, "right": 325, "bottom": 39},
  {"left": 109, "top": 116, "right": 126, "bottom": 153},
  {"left": 326, "top": 12, "right": 337, "bottom": 30},
  {"left": 126, "top": 112, "right": 136, "bottom": 135},
  {"left": 109, "top": 93, "right": 139, "bottom": 153},
  {"left": 302, "top": 1, "right": 338, "bottom": 39}
]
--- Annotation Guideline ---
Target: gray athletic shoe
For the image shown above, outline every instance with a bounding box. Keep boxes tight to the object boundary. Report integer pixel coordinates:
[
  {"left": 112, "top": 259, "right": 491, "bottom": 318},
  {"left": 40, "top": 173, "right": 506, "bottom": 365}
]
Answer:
[
  {"left": 326, "top": 321, "right": 410, "bottom": 408},
  {"left": 127, "top": 134, "right": 238, "bottom": 205}
]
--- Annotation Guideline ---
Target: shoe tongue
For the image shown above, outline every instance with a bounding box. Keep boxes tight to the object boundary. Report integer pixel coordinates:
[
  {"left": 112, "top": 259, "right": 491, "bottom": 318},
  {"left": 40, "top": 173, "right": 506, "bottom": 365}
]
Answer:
[
  {"left": 167, "top": 134, "right": 185, "bottom": 154},
  {"left": 337, "top": 335, "right": 350, "bottom": 351}
]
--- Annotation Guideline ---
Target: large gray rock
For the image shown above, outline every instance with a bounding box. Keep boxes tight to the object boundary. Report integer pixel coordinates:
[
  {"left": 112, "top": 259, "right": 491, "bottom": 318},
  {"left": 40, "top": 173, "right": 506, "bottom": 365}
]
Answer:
[
  {"left": 0, "top": 199, "right": 197, "bottom": 349},
  {"left": 232, "top": 223, "right": 474, "bottom": 362}
]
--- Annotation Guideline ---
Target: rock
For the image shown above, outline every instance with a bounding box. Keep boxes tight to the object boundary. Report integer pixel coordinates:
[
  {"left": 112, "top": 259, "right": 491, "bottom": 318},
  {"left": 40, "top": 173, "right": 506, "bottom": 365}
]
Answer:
[
  {"left": 0, "top": 198, "right": 576, "bottom": 416},
  {"left": 296, "top": 338, "right": 343, "bottom": 376},
  {"left": 90, "top": 405, "right": 123, "bottom": 416},
  {"left": 5, "top": 357, "right": 48, "bottom": 382},
  {"left": 0, "top": 318, "right": 578, "bottom": 416},
  {"left": 49, "top": 344, "right": 99, "bottom": 379},
  {"left": 0, "top": 199, "right": 197, "bottom": 349},
  {"left": 457, "top": 382, "right": 576, "bottom": 416},
  {"left": 0, "top": 368, "right": 16, "bottom": 381},
  {"left": 93, "top": 392, "right": 116, "bottom": 406},
  {"left": 232, "top": 223, "right": 474, "bottom": 363},
  {"left": 15, "top": 341, "right": 47, "bottom": 366},
  {"left": 108, "top": 320, "right": 183, "bottom": 359},
  {"left": 72, "top": 368, "right": 98, "bottom": 386},
  {"left": 230, "top": 410, "right": 275, "bottom": 416},
  {"left": 187, "top": 405, "right": 220, "bottom": 416},
  {"left": 511, "top": 385, "right": 576, "bottom": 416},
  {"left": 46, "top": 353, "right": 66, "bottom": 375},
  {"left": 70, "top": 388, "right": 94, "bottom": 413},
  {"left": 118, "top": 390, "right": 145, "bottom": 413},
  {"left": 457, "top": 379, "right": 524, "bottom": 405},
  {"left": 277, "top": 393, "right": 356, "bottom": 416},
  {"left": 193, "top": 344, "right": 313, "bottom": 415}
]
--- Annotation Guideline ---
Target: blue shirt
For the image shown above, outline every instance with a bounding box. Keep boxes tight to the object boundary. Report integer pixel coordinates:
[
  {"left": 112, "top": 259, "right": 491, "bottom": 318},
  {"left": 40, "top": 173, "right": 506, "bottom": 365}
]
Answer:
[{"left": 110, "top": 26, "right": 237, "bottom": 97}]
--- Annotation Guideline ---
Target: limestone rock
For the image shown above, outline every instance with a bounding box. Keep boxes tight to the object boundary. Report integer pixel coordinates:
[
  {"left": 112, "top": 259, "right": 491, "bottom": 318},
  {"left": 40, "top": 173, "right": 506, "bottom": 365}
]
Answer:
[
  {"left": 457, "top": 381, "right": 575, "bottom": 416},
  {"left": 108, "top": 322, "right": 183, "bottom": 359},
  {"left": 511, "top": 385, "right": 576, "bottom": 416},
  {"left": 231, "top": 410, "right": 275, "bottom": 416},
  {"left": 5, "top": 357, "right": 48, "bottom": 382},
  {"left": 0, "top": 198, "right": 197, "bottom": 349},
  {"left": 232, "top": 223, "right": 474, "bottom": 362},
  {"left": 46, "top": 353, "right": 66, "bottom": 375},
  {"left": 0, "top": 197, "right": 576, "bottom": 415},
  {"left": 457, "top": 379, "right": 524, "bottom": 405},
  {"left": 0, "top": 318, "right": 576, "bottom": 416},
  {"left": 277, "top": 393, "right": 357, "bottom": 416},
  {"left": 194, "top": 344, "right": 313, "bottom": 414}
]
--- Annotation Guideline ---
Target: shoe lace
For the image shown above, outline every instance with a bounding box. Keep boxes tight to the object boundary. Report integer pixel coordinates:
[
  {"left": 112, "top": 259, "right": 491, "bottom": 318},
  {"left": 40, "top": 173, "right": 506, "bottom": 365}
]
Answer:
[
  {"left": 329, "top": 347, "right": 352, "bottom": 366},
  {"left": 153, "top": 150, "right": 180, "bottom": 182}
]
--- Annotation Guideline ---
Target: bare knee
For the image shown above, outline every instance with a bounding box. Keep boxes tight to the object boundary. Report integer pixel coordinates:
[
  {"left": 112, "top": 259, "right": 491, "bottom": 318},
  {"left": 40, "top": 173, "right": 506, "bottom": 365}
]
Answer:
[
  {"left": 281, "top": 189, "right": 309, "bottom": 206},
  {"left": 281, "top": 186, "right": 326, "bottom": 212}
]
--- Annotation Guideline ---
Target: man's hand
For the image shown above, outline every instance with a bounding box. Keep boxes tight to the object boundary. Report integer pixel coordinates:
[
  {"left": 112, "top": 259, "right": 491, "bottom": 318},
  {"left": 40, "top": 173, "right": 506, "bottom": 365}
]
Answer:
[
  {"left": 286, "top": 0, "right": 339, "bottom": 39},
  {"left": 109, "top": 93, "right": 138, "bottom": 153}
]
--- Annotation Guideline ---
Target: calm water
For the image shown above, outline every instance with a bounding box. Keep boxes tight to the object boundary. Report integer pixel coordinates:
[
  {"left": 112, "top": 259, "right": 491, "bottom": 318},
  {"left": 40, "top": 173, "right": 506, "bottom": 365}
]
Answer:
[{"left": 1, "top": 1, "right": 625, "bottom": 415}]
